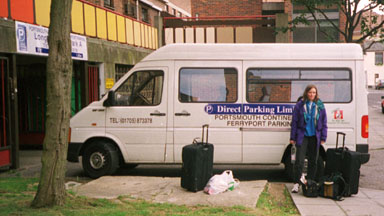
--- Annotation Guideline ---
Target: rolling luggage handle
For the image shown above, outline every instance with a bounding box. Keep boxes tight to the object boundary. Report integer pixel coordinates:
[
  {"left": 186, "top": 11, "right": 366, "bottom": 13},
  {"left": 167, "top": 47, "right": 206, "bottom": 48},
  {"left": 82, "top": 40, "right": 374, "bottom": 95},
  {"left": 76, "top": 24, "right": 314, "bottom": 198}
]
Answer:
[
  {"left": 336, "top": 132, "right": 348, "bottom": 159},
  {"left": 336, "top": 132, "right": 346, "bottom": 149},
  {"left": 192, "top": 124, "right": 209, "bottom": 145}
]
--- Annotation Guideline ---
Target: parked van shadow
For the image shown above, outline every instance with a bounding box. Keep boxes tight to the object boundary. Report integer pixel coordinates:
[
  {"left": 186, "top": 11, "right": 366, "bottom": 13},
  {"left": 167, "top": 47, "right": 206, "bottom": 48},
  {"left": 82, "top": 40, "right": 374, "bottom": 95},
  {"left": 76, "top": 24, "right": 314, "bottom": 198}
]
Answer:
[{"left": 115, "top": 164, "right": 288, "bottom": 183}]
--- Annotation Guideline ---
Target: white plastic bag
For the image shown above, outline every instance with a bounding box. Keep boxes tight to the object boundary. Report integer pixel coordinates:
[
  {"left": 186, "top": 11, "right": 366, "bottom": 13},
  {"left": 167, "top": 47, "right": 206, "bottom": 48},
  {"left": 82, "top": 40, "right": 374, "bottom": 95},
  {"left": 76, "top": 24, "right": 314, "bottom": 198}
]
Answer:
[{"left": 204, "top": 170, "right": 240, "bottom": 195}]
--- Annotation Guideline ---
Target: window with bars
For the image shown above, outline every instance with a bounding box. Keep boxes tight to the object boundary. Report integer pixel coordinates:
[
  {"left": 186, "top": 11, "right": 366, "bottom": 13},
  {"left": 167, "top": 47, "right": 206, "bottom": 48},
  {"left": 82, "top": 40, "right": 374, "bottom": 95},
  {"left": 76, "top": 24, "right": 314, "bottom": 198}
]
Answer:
[
  {"left": 124, "top": 1, "right": 137, "bottom": 18},
  {"left": 141, "top": 7, "right": 149, "bottom": 23},
  {"left": 115, "top": 64, "right": 134, "bottom": 82},
  {"left": 104, "top": 0, "right": 114, "bottom": 9}
]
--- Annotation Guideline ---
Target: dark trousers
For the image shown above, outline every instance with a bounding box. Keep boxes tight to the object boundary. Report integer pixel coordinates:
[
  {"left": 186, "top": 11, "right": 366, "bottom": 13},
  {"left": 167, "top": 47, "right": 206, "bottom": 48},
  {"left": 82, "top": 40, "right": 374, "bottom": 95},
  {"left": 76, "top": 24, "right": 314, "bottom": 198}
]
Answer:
[{"left": 294, "top": 136, "right": 319, "bottom": 183}]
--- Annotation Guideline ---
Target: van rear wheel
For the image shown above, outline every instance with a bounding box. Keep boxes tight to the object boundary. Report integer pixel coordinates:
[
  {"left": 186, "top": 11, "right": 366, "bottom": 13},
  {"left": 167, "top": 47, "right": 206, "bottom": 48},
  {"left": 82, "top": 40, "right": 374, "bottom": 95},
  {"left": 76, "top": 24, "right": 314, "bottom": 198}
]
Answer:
[{"left": 82, "top": 141, "right": 119, "bottom": 179}]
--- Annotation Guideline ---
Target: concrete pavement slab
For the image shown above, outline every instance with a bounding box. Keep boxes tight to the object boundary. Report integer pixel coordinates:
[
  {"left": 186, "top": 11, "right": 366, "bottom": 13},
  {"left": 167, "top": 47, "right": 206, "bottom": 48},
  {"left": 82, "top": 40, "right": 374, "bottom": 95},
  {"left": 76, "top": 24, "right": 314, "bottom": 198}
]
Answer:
[
  {"left": 287, "top": 183, "right": 384, "bottom": 216},
  {"left": 296, "top": 204, "right": 346, "bottom": 216},
  {"left": 76, "top": 176, "right": 267, "bottom": 208}
]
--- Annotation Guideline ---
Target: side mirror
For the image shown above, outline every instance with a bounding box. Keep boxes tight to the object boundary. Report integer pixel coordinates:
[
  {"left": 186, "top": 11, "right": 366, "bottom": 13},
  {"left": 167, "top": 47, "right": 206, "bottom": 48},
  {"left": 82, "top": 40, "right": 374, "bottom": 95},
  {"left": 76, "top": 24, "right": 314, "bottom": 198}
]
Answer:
[{"left": 103, "top": 90, "right": 115, "bottom": 107}]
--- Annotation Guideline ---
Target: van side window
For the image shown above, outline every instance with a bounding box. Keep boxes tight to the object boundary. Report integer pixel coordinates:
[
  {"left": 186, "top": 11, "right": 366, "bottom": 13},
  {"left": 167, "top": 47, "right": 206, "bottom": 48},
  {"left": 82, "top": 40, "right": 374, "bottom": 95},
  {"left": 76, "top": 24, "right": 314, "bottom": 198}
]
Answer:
[
  {"left": 179, "top": 68, "right": 237, "bottom": 103},
  {"left": 114, "top": 70, "right": 164, "bottom": 106},
  {"left": 247, "top": 68, "right": 352, "bottom": 103}
]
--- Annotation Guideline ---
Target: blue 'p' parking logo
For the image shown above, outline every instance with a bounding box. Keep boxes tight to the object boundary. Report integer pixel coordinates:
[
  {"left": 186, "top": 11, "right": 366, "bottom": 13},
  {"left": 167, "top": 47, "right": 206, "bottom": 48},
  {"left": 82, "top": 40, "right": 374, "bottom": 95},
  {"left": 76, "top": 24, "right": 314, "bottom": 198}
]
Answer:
[{"left": 205, "top": 105, "right": 214, "bottom": 114}]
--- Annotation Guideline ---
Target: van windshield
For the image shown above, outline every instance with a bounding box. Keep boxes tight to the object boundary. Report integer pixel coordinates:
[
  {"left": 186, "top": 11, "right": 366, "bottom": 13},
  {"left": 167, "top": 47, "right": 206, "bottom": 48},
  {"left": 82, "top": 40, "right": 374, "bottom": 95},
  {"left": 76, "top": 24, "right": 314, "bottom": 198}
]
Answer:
[{"left": 246, "top": 68, "right": 351, "bottom": 103}]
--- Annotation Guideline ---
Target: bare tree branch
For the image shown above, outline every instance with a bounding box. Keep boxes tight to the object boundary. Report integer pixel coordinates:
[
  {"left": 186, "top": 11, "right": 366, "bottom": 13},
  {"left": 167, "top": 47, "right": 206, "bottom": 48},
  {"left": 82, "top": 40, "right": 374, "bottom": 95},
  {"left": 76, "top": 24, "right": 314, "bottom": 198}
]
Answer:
[{"left": 364, "top": 40, "right": 378, "bottom": 51}]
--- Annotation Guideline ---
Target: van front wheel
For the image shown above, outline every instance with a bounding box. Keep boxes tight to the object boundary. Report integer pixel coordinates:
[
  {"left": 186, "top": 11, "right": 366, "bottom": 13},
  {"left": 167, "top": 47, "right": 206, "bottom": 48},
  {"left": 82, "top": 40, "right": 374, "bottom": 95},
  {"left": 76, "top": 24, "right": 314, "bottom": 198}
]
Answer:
[{"left": 82, "top": 141, "right": 119, "bottom": 179}]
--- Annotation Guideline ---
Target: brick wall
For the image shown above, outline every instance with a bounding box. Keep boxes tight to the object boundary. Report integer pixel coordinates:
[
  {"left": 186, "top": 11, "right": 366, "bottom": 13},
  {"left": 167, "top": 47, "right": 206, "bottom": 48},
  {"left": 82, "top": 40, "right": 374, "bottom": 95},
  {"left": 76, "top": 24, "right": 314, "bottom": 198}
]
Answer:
[
  {"left": 114, "top": 0, "right": 124, "bottom": 14},
  {"left": 339, "top": 9, "right": 346, "bottom": 42},
  {"left": 191, "top": 0, "right": 262, "bottom": 17},
  {"left": 284, "top": 0, "right": 293, "bottom": 43}
]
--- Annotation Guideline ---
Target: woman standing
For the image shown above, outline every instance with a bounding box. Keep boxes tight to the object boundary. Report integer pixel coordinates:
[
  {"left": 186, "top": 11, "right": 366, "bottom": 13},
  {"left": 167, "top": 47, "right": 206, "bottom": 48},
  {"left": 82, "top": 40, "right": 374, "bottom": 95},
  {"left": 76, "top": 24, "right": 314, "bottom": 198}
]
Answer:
[{"left": 290, "top": 85, "right": 328, "bottom": 193}]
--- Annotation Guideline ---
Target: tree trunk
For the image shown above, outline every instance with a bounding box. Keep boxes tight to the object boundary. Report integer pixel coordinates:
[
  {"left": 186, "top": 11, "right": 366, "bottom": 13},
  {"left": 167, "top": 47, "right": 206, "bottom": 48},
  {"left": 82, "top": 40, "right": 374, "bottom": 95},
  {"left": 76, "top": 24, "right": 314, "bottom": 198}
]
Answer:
[{"left": 32, "top": 0, "right": 73, "bottom": 207}]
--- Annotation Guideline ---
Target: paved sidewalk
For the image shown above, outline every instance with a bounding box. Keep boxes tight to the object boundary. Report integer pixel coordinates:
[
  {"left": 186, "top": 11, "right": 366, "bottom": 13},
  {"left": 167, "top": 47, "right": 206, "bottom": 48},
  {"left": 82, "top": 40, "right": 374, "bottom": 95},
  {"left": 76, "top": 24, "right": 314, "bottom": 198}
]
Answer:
[
  {"left": 75, "top": 176, "right": 267, "bottom": 208},
  {"left": 287, "top": 183, "right": 384, "bottom": 216}
]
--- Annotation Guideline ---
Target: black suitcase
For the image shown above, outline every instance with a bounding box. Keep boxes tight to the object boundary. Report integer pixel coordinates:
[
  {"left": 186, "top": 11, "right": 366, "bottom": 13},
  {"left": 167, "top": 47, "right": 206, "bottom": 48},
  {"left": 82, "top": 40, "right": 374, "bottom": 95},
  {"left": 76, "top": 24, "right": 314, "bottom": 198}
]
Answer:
[
  {"left": 181, "top": 124, "right": 214, "bottom": 192},
  {"left": 325, "top": 132, "right": 370, "bottom": 196}
]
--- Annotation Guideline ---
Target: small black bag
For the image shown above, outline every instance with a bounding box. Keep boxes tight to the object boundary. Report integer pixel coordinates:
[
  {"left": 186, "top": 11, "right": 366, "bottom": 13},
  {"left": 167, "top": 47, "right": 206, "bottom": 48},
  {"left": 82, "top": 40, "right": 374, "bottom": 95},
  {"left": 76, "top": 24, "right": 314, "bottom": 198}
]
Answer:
[
  {"left": 319, "top": 172, "right": 346, "bottom": 201},
  {"left": 302, "top": 179, "right": 319, "bottom": 198}
]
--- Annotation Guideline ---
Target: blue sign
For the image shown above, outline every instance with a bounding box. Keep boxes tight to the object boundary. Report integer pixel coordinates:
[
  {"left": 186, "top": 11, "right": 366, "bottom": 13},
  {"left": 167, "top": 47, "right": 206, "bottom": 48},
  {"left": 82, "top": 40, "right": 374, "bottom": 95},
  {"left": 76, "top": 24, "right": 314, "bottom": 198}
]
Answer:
[
  {"left": 204, "top": 104, "right": 295, "bottom": 115},
  {"left": 16, "top": 24, "right": 27, "bottom": 52}
]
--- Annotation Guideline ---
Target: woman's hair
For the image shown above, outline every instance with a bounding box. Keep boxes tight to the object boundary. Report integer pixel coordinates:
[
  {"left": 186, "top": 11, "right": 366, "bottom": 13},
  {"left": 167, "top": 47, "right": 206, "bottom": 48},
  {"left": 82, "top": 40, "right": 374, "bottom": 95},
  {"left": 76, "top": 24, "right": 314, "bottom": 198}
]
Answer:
[{"left": 302, "top": 84, "right": 319, "bottom": 102}]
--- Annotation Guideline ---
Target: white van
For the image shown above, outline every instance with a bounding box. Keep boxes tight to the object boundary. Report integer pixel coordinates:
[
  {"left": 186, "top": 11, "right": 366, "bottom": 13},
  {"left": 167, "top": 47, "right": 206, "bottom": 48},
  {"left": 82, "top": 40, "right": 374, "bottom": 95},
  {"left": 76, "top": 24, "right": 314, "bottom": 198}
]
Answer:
[{"left": 67, "top": 44, "right": 370, "bottom": 178}]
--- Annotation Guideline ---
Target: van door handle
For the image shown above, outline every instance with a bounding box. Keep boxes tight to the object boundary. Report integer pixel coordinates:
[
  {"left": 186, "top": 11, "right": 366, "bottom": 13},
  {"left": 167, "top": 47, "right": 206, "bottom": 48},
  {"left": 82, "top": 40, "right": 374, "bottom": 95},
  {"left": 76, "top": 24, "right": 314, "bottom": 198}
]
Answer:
[
  {"left": 150, "top": 111, "right": 166, "bottom": 116},
  {"left": 175, "top": 111, "right": 191, "bottom": 116}
]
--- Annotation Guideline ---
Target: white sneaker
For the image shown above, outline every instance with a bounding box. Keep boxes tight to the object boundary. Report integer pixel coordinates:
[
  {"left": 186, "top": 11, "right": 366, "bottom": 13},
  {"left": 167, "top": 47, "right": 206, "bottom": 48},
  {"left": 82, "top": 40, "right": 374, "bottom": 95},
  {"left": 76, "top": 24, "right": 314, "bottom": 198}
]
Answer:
[{"left": 291, "top": 183, "right": 300, "bottom": 193}]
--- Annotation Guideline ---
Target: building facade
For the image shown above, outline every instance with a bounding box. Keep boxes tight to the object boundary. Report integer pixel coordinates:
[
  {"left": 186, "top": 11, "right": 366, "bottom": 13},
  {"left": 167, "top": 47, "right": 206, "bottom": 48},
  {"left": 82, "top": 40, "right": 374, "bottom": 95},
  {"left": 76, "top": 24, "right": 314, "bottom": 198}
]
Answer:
[
  {"left": 364, "top": 42, "right": 384, "bottom": 88},
  {"left": 0, "top": 0, "right": 190, "bottom": 169}
]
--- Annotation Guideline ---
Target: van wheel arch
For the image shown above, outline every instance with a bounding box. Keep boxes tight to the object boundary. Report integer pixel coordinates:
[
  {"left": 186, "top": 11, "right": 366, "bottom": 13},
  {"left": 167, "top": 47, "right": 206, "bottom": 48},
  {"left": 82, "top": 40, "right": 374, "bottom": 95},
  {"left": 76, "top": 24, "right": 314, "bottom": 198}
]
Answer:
[
  {"left": 80, "top": 137, "right": 122, "bottom": 157},
  {"left": 81, "top": 137, "right": 133, "bottom": 168}
]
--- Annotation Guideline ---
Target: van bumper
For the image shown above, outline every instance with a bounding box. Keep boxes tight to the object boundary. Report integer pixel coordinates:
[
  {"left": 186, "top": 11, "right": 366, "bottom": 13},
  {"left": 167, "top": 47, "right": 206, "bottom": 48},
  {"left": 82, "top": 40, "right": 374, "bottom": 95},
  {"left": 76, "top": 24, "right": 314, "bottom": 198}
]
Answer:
[
  {"left": 67, "top": 142, "right": 83, "bottom": 162},
  {"left": 356, "top": 144, "right": 370, "bottom": 164}
]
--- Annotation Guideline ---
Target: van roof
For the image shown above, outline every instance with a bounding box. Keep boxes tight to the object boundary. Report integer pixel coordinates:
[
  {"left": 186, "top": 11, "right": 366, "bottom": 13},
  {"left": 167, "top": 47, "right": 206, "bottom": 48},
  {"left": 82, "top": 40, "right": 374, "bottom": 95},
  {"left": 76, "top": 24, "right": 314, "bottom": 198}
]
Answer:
[{"left": 142, "top": 43, "right": 363, "bottom": 61}]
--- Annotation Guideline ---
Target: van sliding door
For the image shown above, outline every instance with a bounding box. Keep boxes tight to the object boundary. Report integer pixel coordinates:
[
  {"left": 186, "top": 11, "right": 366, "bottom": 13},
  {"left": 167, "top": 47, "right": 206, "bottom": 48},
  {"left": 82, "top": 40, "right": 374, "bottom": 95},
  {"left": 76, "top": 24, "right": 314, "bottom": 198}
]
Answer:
[{"left": 173, "top": 61, "right": 243, "bottom": 163}]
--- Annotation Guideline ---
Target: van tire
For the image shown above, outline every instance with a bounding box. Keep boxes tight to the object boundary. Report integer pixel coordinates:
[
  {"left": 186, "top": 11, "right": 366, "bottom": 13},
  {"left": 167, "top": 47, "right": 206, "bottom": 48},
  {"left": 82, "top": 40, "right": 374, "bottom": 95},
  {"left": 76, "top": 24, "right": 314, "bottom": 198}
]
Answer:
[{"left": 82, "top": 141, "right": 119, "bottom": 179}]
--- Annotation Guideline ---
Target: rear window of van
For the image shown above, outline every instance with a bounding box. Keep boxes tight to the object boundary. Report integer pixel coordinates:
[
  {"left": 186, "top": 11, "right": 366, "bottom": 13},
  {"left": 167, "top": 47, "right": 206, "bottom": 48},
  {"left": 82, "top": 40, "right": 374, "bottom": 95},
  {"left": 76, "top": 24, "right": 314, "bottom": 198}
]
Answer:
[{"left": 246, "top": 68, "right": 352, "bottom": 103}]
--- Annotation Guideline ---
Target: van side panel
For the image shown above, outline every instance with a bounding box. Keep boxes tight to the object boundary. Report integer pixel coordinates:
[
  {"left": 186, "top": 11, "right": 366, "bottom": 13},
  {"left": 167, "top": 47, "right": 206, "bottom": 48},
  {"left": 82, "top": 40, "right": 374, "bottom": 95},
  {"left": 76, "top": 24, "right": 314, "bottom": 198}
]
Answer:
[
  {"left": 355, "top": 59, "right": 369, "bottom": 152},
  {"left": 242, "top": 60, "right": 356, "bottom": 164}
]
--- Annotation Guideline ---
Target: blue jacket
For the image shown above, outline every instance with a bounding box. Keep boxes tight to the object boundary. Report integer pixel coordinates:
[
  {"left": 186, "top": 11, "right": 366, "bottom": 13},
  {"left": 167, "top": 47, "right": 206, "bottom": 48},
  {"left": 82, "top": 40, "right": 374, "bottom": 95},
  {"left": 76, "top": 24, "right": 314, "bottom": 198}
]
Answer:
[{"left": 290, "top": 99, "right": 328, "bottom": 148}]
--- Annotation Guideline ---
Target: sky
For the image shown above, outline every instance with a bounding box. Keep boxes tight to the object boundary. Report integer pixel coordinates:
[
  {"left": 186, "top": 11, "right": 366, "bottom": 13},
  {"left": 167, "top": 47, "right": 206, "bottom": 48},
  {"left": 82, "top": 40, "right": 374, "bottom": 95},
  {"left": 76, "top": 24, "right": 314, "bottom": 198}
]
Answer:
[{"left": 358, "top": 0, "right": 384, "bottom": 15}]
